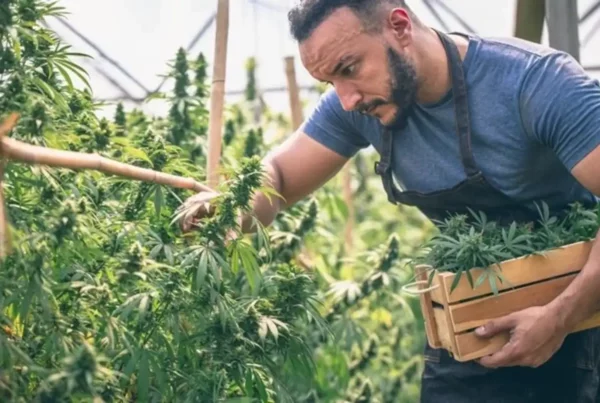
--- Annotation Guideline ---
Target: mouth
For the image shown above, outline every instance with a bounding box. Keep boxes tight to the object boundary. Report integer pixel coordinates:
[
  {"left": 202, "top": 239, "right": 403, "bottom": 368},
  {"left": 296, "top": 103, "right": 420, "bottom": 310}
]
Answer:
[{"left": 363, "top": 104, "right": 378, "bottom": 115}]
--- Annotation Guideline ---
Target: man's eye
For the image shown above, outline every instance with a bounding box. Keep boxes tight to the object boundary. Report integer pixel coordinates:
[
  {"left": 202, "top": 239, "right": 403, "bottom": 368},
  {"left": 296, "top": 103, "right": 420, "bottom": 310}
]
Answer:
[{"left": 341, "top": 65, "right": 355, "bottom": 76}]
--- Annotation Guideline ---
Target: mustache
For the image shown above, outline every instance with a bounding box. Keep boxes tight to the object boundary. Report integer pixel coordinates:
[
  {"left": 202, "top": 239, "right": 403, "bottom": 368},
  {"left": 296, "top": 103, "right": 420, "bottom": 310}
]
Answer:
[{"left": 357, "top": 99, "right": 388, "bottom": 114}]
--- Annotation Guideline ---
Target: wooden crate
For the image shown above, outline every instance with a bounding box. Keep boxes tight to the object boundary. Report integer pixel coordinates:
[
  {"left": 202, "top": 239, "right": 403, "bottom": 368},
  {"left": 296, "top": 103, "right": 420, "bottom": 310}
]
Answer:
[{"left": 411, "top": 240, "right": 600, "bottom": 362}]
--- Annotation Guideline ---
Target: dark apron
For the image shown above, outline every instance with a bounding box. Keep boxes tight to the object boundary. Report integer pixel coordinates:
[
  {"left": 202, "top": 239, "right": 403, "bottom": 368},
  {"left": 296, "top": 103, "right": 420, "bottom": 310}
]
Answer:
[{"left": 374, "top": 30, "right": 600, "bottom": 402}]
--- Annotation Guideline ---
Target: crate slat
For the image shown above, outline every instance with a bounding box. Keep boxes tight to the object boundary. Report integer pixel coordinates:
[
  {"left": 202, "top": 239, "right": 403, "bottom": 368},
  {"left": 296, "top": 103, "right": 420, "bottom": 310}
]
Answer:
[
  {"left": 416, "top": 267, "right": 442, "bottom": 348},
  {"left": 449, "top": 273, "right": 576, "bottom": 333},
  {"left": 416, "top": 239, "right": 600, "bottom": 362},
  {"left": 438, "top": 241, "right": 592, "bottom": 304},
  {"left": 454, "top": 331, "right": 510, "bottom": 362}
]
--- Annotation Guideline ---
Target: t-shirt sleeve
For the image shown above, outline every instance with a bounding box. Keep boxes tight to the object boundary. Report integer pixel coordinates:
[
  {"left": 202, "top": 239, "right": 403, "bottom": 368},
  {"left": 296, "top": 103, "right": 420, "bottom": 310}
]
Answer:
[
  {"left": 301, "top": 88, "right": 370, "bottom": 158},
  {"left": 519, "top": 51, "right": 600, "bottom": 170}
]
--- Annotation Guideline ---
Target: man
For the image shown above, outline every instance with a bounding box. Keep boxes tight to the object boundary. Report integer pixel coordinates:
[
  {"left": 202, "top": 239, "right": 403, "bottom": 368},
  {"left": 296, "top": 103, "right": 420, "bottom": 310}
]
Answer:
[{"left": 181, "top": 0, "right": 600, "bottom": 401}]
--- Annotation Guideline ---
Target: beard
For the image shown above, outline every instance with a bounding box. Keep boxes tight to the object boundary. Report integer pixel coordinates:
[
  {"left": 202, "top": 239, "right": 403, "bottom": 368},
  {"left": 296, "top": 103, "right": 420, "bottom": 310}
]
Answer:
[{"left": 358, "top": 47, "right": 418, "bottom": 129}]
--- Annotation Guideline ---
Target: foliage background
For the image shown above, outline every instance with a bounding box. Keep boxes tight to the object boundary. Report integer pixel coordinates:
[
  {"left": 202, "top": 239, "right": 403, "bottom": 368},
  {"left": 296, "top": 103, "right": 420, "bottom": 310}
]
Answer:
[{"left": 0, "top": 1, "right": 438, "bottom": 402}]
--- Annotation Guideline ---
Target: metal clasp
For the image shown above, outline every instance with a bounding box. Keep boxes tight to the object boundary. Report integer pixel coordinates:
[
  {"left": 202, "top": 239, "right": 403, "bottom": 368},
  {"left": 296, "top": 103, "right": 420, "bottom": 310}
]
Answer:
[{"left": 374, "top": 160, "right": 388, "bottom": 175}]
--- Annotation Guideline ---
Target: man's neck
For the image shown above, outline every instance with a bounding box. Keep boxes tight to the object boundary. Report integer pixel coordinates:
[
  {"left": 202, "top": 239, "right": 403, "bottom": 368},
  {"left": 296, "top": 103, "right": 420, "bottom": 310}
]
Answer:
[{"left": 415, "top": 28, "right": 469, "bottom": 105}]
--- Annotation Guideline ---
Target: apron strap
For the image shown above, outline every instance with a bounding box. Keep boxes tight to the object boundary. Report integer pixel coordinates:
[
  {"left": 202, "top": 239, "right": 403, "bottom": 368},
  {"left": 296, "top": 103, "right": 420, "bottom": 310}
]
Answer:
[
  {"left": 374, "top": 30, "right": 480, "bottom": 201},
  {"left": 436, "top": 30, "right": 479, "bottom": 178},
  {"left": 375, "top": 128, "right": 399, "bottom": 204}
]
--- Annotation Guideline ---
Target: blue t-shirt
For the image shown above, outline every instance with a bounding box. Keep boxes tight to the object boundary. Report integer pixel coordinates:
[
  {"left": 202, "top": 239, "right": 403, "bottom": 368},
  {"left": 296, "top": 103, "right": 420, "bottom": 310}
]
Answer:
[{"left": 302, "top": 34, "right": 600, "bottom": 210}]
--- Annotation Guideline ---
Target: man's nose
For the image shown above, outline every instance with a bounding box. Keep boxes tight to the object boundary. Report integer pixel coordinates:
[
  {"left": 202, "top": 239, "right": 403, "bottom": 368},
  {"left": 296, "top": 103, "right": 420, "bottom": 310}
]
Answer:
[{"left": 335, "top": 83, "right": 362, "bottom": 112}]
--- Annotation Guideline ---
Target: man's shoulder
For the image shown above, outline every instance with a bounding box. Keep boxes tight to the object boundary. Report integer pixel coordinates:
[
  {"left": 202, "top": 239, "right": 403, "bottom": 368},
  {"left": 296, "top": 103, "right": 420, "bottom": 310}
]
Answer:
[
  {"left": 310, "top": 88, "right": 379, "bottom": 133},
  {"left": 464, "top": 34, "right": 565, "bottom": 78},
  {"left": 302, "top": 88, "right": 374, "bottom": 158},
  {"left": 469, "top": 33, "right": 559, "bottom": 61},
  {"left": 463, "top": 34, "right": 579, "bottom": 100}
]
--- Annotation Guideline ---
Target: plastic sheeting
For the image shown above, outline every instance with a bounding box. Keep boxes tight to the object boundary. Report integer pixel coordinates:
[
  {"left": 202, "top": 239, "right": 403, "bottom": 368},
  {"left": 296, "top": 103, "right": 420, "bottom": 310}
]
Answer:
[{"left": 45, "top": 0, "right": 600, "bottom": 118}]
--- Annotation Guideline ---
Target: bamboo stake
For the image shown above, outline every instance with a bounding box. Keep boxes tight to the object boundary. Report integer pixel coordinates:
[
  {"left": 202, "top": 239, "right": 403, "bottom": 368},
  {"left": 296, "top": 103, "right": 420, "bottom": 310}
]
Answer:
[
  {"left": 207, "top": 0, "right": 230, "bottom": 188},
  {"left": 0, "top": 180, "right": 8, "bottom": 258},
  {"left": 0, "top": 141, "right": 212, "bottom": 193},
  {"left": 0, "top": 114, "right": 213, "bottom": 191},
  {"left": 0, "top": 113, "right": 19, "bottom": 259},
  {"left": 343, "top": 163, "right": 354, "bottom": 250},
  {"left": 0, "top": 112, "right": 217, "bottom": 257},
  {"left": 284, "top": 56, "right": 304, "bottom": 131}
]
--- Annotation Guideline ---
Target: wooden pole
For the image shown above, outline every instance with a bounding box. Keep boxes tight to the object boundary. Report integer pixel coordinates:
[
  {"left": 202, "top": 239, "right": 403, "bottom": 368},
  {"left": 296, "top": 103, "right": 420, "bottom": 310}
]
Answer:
[
  {"left": 0, "top": 114, "right": 13, "bottom": 258},
  {"left": 514, "top": 0, "right": 545, "bottom": 43},
  {"left": 343, "top": 163, "right": 354, "bottom": 250},
  {"left": 207, "top": 0, "right": 230, "bottom": 188},
  {"left": 284, "top": 56, "right": 304, "bottom": 131},
  {"left": 545, "top": 0, "right": 580, "bottom": 61},
  {"left": 1, "top": 137, "right": 212, "bottom": 192},
  {"left": 0, "top": 112, "right": 218, "bottom": 258},
  {"left": 0, "top": 114, "right": 212, "bottom": 191}
]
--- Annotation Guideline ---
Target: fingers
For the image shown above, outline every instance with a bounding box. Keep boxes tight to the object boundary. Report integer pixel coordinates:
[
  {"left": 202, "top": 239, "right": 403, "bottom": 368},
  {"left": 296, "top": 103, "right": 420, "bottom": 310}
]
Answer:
[
  {"left": 179, "top": 191, "right": 219, "bottom": 232},
  {"left": 475, "top": 314, "right": 516, "bottom": 338},
  {"left": 473, "top": 314, "right": 518, "bottom": 368},
  {"left": 0, "top": 113, "right": 19, "bottom": 138},
  {"left": 478, "top": 340, "right": 521, "bottom": 368}
]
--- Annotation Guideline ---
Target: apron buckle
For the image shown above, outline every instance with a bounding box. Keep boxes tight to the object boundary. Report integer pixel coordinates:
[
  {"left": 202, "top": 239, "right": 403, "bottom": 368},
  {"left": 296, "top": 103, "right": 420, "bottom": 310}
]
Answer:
[{"left": 374, "top": 161, "right": 388, "bottom": 175}]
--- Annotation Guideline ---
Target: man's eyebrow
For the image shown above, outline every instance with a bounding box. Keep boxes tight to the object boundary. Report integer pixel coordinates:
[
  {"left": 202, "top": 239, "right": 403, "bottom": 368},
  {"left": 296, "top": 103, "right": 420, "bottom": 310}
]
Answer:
[{"left": 330, "top": 55, "right": 353, "bottom": 76}]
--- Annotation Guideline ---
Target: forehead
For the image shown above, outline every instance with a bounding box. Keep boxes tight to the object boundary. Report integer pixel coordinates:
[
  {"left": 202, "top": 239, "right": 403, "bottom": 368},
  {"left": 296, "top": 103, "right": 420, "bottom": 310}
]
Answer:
[{"left": 299, "top": 7, "right": 370, "bottom": 68}]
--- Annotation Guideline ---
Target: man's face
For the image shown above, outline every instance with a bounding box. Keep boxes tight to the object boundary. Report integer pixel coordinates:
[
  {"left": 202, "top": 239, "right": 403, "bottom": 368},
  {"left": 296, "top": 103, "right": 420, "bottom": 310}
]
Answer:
[{"left": 299, "top": 7, "right": 418, "bottom": 127}]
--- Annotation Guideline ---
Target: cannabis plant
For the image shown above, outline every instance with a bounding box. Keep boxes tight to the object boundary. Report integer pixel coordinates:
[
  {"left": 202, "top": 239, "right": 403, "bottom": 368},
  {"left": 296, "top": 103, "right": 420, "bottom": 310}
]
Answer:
[
  {"left": 416, "top": 202, "right": 600, "bottom": 293},
  {"left": 0, "top": 2, "right": 325, "bottom": 401}
]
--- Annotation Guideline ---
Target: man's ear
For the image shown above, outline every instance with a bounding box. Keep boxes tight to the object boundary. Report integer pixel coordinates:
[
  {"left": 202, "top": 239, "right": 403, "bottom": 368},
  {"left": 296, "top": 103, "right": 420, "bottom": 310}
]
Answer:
[{"left": 388, "top": 8, "right": 412, "bottom": 47}]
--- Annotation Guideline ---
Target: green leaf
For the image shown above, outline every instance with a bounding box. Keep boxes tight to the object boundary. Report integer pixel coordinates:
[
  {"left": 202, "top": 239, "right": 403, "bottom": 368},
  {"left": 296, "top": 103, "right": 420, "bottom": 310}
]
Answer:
[
  {"left": 54, "top": 62, "right": 74, "bottom": 90},
  {"left": 254, "top": 370, "right": 268, "bottom": 402},
  {"left": 195, "top": 250, "right": 208, "bottom": 290},
  {"left": 266, "top": 318, "right": 279, "bottom": 341},
  {"left": 258, "top": 318, "right": 268, "bottom": 341},
  {"left": 123, "top": 146, "right": 152, "bottom": 164},
  {"left": 474, "top": 271, "right": 487, "bottom": 288},
  {"left": 465, "top": 269, "right": 474, "bottom": 289},
  {"left": 151, "top": 353, "right": 168, "bottom": 395},
  {"left": 229, "top": 242, "right": 240, "bottom": 274},
  {"left": 450, "top": 270, "right": 463, "bottom": 293},
  {"left": 488, "top": 274, "right": 499, "bottom": 295},
  {"left": 164, "top": 245, "right": 173, "bottom": 265},
  {"left": 19, "top": 276, "right": 38, "bottom": 322},
  {"left": 154, "top": 186, "right": 164, "bottom": 216},
  {"left": 12, "top": 35, "right": 21, "bottom": 60},
  {"left": 149, "top": 244, "right": 163, "bottom": 259},
  {"left": 122, "top": 349, "right": 140, "bottom": 379},
  {"left": 138, "top": 350, "right": 150, "bottom": 402},
  {"left": 245, "top": 369, "right": 254, "bottom": 396},
  {"left": 138, "top": 294, "right": 150, "bottom": 322}
]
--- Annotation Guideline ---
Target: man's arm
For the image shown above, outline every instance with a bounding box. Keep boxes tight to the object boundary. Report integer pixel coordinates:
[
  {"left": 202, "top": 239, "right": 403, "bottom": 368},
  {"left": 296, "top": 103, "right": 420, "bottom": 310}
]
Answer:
[
  {"left": 242, "top": 129, "right": 349, "bottom": 232},
  {"left": 477, "top": 51, "right": 600, "bottom": 368},
  {"left": 547, "top": 150, "right": 600, "bottom": 329},
  {"left": 181, "top": 88, "right": 367, "bottom": 234}
]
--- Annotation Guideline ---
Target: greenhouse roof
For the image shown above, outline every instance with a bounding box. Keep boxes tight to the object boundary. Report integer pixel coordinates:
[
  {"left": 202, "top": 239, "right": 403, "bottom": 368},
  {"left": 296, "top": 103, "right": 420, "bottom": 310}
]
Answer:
[{"left": 46, "top": 0, "right": 600, "bottom": 117}]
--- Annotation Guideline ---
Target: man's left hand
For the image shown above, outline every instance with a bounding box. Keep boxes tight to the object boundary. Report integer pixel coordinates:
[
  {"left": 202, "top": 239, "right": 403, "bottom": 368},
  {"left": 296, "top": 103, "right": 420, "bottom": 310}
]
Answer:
[{"left": 474, "top": 305, "right": 568, "bottom": 368}]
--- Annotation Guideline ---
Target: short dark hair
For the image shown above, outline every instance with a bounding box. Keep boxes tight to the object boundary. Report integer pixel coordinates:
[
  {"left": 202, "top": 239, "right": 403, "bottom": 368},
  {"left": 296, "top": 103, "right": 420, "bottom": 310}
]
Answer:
[{"left": 288, "top": 0, "right": 412, "bottom": 42}]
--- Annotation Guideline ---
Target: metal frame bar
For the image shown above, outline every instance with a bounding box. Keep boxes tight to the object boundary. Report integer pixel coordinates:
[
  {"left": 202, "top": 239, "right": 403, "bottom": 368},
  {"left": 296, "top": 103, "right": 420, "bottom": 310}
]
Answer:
[
  {"left": 97, "top": 84, "right": 321, "bottom": 104},
  {"left": 545, "top": 0, "right": 580, "bottom": 61},
  {"left": 422, "top": 0, "right": 450, "bottom": 32},
  {"left": 580, "top": 0, "right": 600, "bottom": 24},
  {"left": 53, "top": 17, "right": 152, "bottom": 94},
  {"left": 431, "top": 0, "right": 478, "bottom": 33}
]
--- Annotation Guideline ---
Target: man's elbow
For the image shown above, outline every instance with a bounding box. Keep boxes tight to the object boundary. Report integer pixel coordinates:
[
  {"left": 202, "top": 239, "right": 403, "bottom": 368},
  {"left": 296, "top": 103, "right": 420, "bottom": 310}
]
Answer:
[{"left": 572, "top": 145, "right": 600, "bottom": 196}]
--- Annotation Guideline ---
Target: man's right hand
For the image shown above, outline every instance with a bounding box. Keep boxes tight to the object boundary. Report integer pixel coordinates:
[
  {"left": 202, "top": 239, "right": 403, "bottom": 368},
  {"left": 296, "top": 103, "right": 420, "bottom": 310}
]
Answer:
[
  {"left": 177, "top": 131, "right": 349, "bottom": 234},
  {"left": 178, "top": 190, "right": 220, "bottom": 232}
]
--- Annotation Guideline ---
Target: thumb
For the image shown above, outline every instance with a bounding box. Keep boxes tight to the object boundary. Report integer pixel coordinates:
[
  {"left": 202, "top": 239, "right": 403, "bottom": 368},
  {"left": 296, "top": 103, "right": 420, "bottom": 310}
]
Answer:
[{"left": 475, "top": 314, "right": 516, "bottom": 338}]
